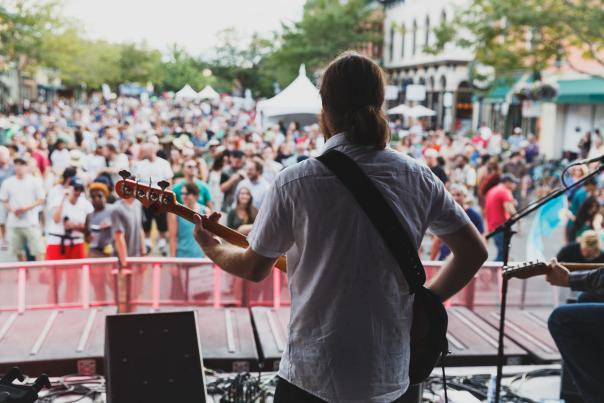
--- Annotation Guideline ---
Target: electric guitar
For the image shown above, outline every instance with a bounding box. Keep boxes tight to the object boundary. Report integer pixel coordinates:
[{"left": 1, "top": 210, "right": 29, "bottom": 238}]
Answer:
[
  {"left": 502, "top": 260, "right": 604, "bottom": 280},
  {"left": 114, "top": 170, "right": 287, "bottom": 272}
]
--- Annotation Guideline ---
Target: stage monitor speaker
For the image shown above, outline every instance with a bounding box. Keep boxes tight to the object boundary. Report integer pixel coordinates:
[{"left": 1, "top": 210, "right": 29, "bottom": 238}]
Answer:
[{"left": 105, "top": 311, "right": 207, "bottom": 403}]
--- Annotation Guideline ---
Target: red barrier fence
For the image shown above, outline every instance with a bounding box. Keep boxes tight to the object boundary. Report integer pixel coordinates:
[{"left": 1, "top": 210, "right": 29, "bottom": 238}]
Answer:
[{"left": 0, "top": 258, "right": 556, "bottom": 312}]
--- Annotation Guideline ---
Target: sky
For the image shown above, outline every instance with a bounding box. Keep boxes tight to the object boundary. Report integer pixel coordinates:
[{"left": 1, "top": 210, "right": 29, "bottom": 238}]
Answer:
[{"left": 62, "top": 0, "right": 306, "bottom": 55}]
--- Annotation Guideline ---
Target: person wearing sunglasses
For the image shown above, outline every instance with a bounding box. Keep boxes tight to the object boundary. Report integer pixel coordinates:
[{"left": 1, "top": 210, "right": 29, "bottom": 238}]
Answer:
[{"left": 172, "top": 160, "right": 213, "bottom": 210}]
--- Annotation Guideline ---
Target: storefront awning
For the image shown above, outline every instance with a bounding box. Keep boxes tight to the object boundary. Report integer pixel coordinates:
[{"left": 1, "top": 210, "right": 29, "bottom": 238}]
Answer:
[
  {"left": 482, "top": 80, "right": 512, "bottom": 104},
  {"left": 555, "top": 78, "right": 604, "bottom": 104}
]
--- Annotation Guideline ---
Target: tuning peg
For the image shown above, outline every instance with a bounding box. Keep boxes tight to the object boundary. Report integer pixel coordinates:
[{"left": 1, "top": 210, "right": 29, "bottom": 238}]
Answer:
[
  {"left": 119, "top": 170, "right": 132, "bottom": 181},
  {"left": 158, "top": 180, "right": 170, "bottom": 192}
]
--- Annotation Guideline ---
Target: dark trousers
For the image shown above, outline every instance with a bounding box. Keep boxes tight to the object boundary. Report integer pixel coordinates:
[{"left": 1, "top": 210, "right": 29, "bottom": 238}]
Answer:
[
  {"left": 273, "top": 377, "right": 418, "bottom": 403},
  {"left": 548, "top": 297, "right": 604, "bottom": 403}
]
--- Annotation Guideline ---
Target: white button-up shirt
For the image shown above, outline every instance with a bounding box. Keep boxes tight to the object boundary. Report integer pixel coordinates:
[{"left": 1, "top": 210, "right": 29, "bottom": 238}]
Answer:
[{"left": 249, "top": 133, "right": 469, "bottom": 402}]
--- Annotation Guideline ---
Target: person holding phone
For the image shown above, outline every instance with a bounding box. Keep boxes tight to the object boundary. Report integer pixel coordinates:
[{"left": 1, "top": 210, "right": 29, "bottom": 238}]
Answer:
[{"left": 46, "top": 177, "right": 93, "bottom": 303}]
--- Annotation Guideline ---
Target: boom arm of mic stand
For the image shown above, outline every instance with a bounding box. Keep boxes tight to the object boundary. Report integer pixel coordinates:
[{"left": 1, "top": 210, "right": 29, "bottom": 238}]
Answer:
[{"left": 489, "top": 161, "right": 604, "bottom": 402}]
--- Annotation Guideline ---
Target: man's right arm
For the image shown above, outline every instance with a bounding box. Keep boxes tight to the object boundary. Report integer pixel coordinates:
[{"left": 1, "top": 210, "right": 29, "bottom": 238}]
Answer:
[{"left": 427, "top": 223, "right": 488, "bottom": 301}]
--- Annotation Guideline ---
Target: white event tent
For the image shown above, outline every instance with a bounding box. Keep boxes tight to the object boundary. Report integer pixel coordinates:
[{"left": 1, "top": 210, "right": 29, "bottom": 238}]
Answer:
[
  {"left": 387, "top": 104, "right": 435, "bottom": 118},
  {"left": 387, "top": 104, "right": 411, "bottom": 115},
  {"left": 256, "top": 65, "right": 322, "bottom": 128},
  {"left": 407, "top": 104, "right": 436, "bottom": 118},
  {"left": 175, "top": 84, "right": 198, "bottom": 100},
  {"left": 197, "top": 85, "right": 220, "bottom": 100}
]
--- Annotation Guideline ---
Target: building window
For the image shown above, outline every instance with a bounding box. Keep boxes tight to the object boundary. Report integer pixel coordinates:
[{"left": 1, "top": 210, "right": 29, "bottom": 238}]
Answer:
[
  {"left": 401, "top": 23, "right": 406, "bottom": 58},
  {"left": 425, "top": 16, "right": 430, "bottom": 48},
  {"left": 389, "top": 25, "right": 395, "bottom": 62},
  {"left": 412, "top": 19, "right": 417, "bottom": 55},
  {"left": 441, "top": 10, "right": 447, "bottom": 23}
]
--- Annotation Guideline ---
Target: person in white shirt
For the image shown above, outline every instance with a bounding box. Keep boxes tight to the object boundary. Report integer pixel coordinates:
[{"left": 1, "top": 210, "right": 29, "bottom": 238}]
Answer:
[
  {"left": 261, "top": 145, "right": 283, "bottom": 184},
  {"left": 82, "top": 146, "right": 107, "bottom": 182},
  {"left": 132, "top": 142, "right": 173, "bottom": 254},
  {"left": 233, "top": 157, "right": 270, "bottom": 210},
  {"left": 0, "top": 158, "right": 45, "bottom": 261},
  {"left": 98, "top": 143, "right": 129, "bottom": 187},
  {"left": 193, "top": 52, "right": 487, "bottom": 402},
  {"left": 46, "top": 177, "right": 94, "bottom": 303},
  {"left": 50, "top": 138, "right": 70, "bottom": 176}
]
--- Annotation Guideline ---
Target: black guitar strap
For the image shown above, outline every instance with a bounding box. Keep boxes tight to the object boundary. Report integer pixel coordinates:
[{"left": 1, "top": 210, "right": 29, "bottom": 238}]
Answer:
[{"left": 317, "top": 149, "right": 425, "bottom": 292}]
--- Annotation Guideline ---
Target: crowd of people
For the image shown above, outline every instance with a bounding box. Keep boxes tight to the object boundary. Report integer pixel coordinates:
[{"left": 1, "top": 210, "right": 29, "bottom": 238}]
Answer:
[{"left": 0, "top": 93, "right": 602, "bottom": 300}]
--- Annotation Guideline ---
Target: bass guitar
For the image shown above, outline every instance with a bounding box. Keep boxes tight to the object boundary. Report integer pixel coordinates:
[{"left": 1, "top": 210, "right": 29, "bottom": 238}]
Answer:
[
  {"left": 502, "top": 260, "right": 603, "bottom": 280},
  {"left": 114, "top": 170, "right": 287, "bottom": 271}
]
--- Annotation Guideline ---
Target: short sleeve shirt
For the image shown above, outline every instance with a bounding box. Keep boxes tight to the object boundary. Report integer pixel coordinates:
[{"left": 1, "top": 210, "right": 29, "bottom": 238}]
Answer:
[
  {"left": 132, "top": 158, "right": 173, "bottom": 185},
  {"left": 248, "top": 133, "right": 470, "bottom": 402},
  {"left": 484, "top": 183, "right": 514, "bottom": 231},
  {"left": 0, "top": 174, "right": 45, "bottom": 228}
]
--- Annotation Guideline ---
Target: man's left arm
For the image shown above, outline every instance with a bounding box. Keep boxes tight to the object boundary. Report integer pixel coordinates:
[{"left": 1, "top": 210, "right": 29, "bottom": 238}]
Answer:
[
  {"left": 569, "top": 268, "right": 604, "bottom": 292},
  {"left": 547, "top": 260, "right": 604, "bottom": 292}
]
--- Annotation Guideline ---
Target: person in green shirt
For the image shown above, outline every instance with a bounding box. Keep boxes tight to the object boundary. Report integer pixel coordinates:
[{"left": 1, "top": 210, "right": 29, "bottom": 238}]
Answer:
[{"left": 171, "top": 159, "right": 213, "bottom": 210}]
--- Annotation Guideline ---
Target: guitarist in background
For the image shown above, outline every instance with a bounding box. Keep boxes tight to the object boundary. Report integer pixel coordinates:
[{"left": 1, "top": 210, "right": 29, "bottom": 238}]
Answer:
[
  {"left": 194, "top": 52, "right": 487, "bottom": 402},
  {"left": 547, "top": 241, "right": 604, "bottom": 403}
]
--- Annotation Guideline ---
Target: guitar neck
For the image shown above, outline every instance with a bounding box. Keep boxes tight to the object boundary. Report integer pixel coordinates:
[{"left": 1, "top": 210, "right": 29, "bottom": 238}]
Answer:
[
  {"left": 504, "top": 261, "right": 604, "bottom": 280},
  {"left": 172, "top": 204, "right": 287, "bottom": 272},
  {"left": 561, "top": 262, "right": 604, "bottom": 271}
]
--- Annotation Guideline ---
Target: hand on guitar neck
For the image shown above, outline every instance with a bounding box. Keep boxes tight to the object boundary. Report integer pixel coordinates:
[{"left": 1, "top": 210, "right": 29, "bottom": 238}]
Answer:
[{"left": 503, "top": 258, "right": 604, "bottom": 286}]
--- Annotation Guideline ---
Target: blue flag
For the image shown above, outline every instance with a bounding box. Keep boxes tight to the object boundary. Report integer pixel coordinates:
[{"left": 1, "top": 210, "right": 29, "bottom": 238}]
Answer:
[{"left": 526, "top": 196, "right": 566, "bottom": 261}]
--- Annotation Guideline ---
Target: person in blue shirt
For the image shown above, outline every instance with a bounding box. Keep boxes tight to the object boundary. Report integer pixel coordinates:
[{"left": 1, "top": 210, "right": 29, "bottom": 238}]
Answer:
[
  {"left": 431, "top": 183, "right": 484, "bottom": 260},
  {"left": 168, "top": 182, "right": 206, "bottom": 258},
  {"left": 168, "top": 182, "right": 206, "bottom": 300}
]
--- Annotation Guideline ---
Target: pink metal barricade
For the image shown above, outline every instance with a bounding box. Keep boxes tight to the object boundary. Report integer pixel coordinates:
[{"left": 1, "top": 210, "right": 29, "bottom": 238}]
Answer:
[{"left": 0, "top": 259, "right": 554, "bottom": 312}]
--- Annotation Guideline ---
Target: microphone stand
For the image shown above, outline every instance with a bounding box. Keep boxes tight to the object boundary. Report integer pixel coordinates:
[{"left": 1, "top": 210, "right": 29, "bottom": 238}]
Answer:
[{"left": 485, "top": 161, "right": 604, "bottom": 403}]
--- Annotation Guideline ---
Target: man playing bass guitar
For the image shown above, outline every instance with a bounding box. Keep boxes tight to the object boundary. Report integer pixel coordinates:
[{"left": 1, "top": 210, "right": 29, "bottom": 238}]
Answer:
[
  {"left": 547, "top": 237, "right": 604, "bottom": 403},
  {"left": 194, "top": 52, "right": 487, "bottom": 402}
]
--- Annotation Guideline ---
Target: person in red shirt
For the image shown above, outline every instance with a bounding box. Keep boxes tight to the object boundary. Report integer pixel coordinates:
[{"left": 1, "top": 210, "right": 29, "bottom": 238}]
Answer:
[{"left": 484, "top": 173, "right": 518, "bottom": 261}]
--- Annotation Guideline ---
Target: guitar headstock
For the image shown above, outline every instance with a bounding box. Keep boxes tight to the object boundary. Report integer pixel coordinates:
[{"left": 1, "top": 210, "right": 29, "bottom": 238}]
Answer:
[
  {"left": 502, "top": 260, "right": 549, "bottom": 280},
  {"left": 115, "top": 171, "right": 176, "bottom": 212}
]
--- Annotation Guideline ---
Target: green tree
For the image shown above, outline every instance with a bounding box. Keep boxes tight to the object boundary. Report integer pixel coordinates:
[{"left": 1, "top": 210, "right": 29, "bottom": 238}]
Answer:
[
  {"left": 208, "top": 28, "right": 276, "bottom": 97},
  {"left": 158, "top": 45, "right": 209, "bottom": 92},
  {"left": 266, "top": 0, "right": 383, "bottom": 85},
  {"left": 118, "top": 42, "right": 164, "bottom": 85},
  {"left": 41, "top": 26, "right": 123, "bottom": 89},
  {"left": 430, "top": 0, "right": 604, "bottom": 78},
  {"left": 0, "top": 0, "right": 65, "bottom": 101}
]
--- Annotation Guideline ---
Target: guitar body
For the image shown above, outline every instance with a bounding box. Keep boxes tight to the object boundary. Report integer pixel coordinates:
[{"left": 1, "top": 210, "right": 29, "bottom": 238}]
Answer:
[{"left": 409, "top": 287, "right": 448, "bottom": 385}]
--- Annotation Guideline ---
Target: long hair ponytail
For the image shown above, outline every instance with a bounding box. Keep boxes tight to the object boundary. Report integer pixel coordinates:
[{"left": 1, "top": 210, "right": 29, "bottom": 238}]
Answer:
[{"left": 319, "top": 51, "right": 390, "bottom": 149}]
